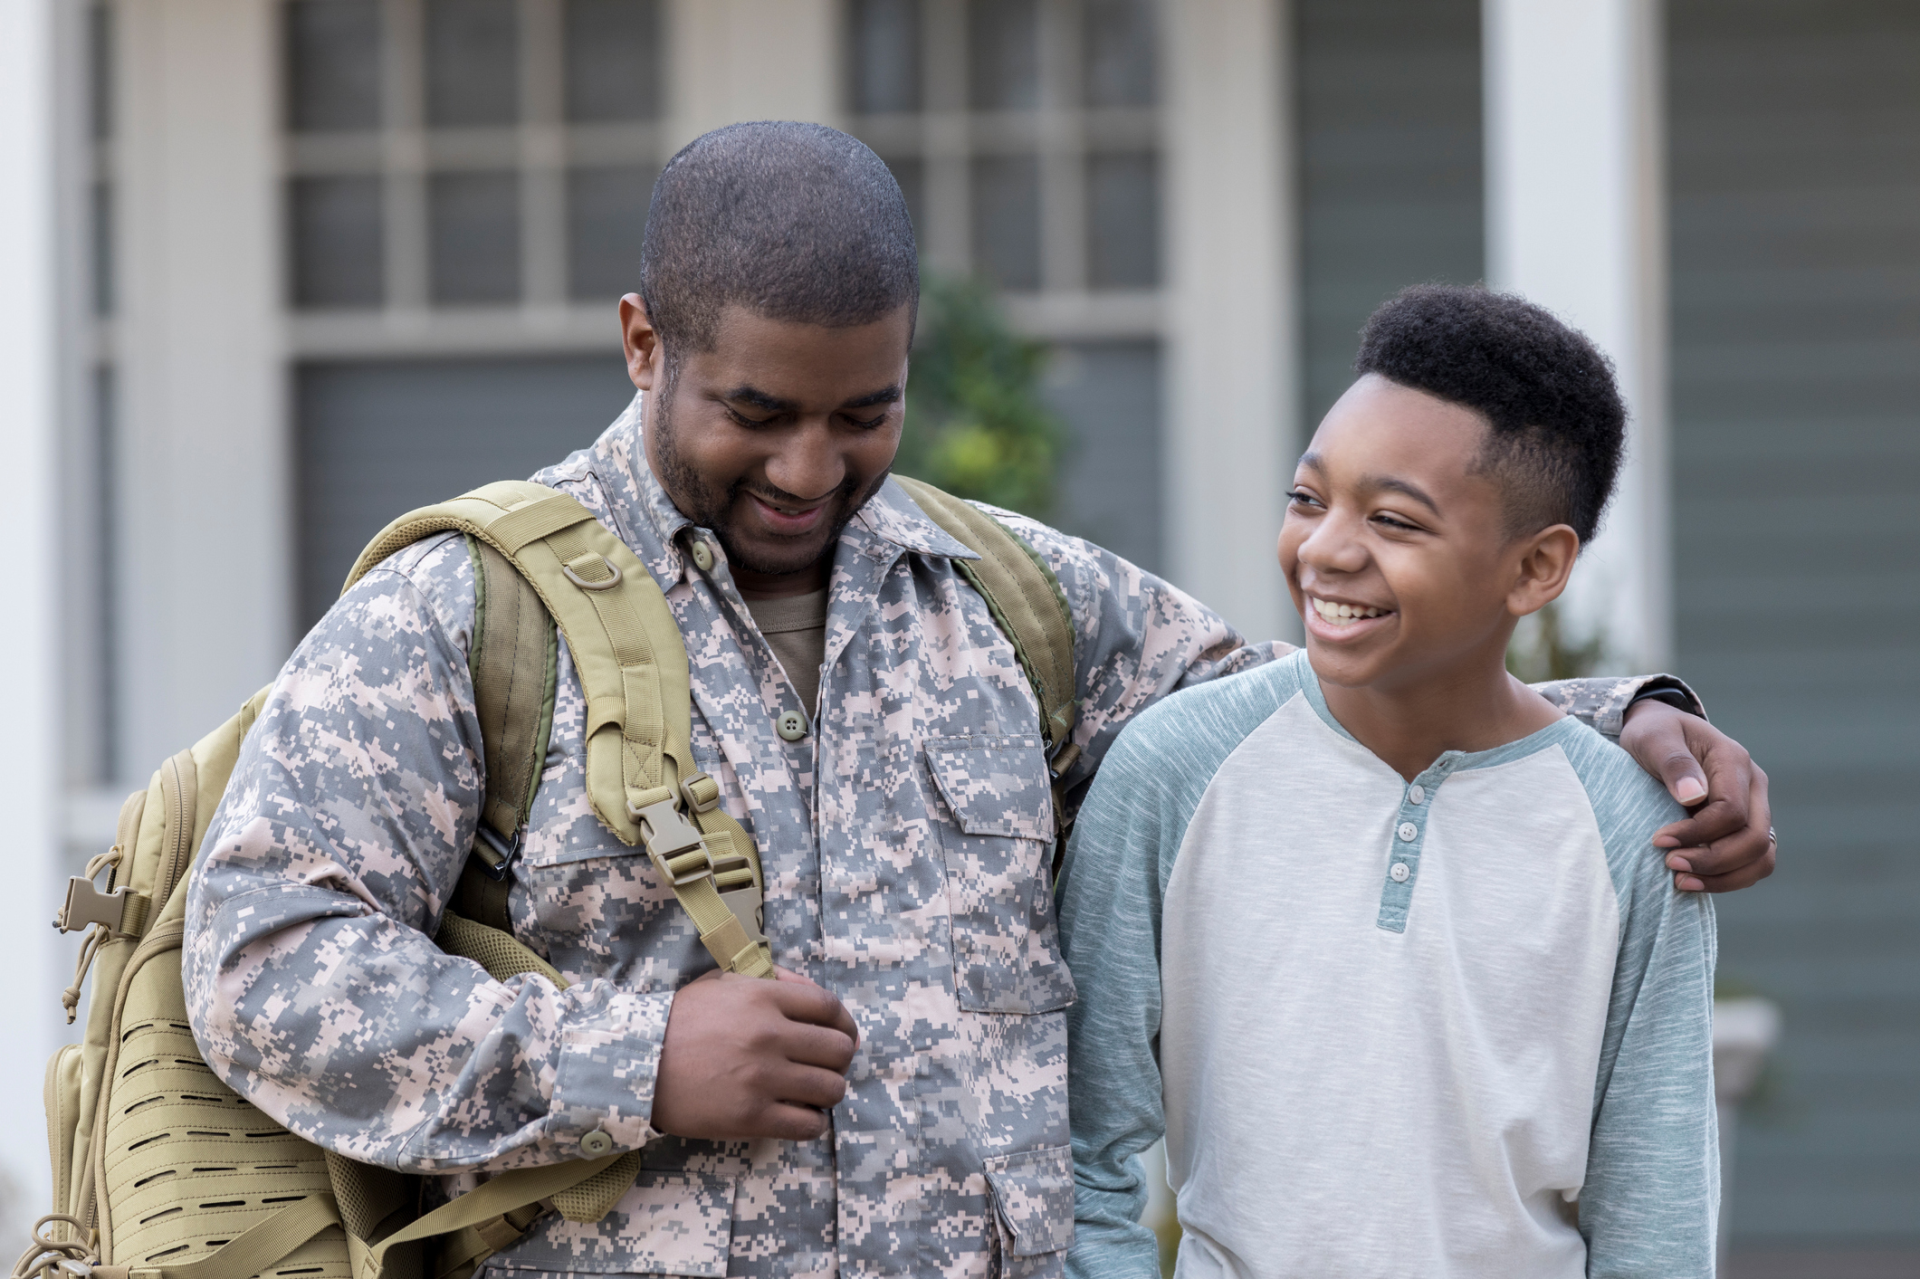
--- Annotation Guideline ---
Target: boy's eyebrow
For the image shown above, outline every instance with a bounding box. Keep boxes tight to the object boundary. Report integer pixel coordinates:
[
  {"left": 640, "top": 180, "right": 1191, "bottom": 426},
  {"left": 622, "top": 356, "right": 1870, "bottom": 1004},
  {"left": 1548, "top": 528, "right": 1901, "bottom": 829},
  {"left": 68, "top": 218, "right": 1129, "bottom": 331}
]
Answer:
[
  {"left": 1297, "top": 453, "right": 1442, "bottom": 516},
  {"left": 1368, "top": 475, "right": 1441, "bottom": 515}
]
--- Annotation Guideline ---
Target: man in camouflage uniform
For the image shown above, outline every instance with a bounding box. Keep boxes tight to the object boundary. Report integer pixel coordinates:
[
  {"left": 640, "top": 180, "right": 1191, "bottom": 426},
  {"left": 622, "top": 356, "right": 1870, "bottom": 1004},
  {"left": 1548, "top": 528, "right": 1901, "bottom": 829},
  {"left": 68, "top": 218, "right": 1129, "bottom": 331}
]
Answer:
[{"left": 184, "top": 123, "right": 1773, "bottom": 1279}]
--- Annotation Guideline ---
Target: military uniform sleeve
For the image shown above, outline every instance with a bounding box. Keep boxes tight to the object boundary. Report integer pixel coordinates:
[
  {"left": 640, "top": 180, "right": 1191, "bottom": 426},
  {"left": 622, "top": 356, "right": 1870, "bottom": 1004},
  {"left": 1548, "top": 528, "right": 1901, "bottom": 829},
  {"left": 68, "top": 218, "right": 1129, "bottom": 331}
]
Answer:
[{"left": 182, "top": 534, "right": 668, "bottom": 1171}]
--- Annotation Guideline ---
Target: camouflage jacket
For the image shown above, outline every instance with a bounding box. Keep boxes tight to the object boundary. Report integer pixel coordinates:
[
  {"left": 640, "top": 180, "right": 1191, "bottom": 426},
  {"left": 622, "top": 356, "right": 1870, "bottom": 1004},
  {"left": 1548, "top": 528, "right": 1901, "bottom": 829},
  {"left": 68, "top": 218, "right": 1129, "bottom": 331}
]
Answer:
[{"left": 182, "top": 396, "right": 1686, "bottom": 1279}]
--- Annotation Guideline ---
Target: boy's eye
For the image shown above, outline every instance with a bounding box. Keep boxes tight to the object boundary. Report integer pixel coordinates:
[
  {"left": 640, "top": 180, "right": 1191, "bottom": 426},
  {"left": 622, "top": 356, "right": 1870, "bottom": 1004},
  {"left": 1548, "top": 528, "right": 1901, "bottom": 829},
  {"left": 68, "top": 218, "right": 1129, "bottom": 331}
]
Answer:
[
  {"left": 1286, "top": 489, "right": 1322, "bottom": 509},
  {"left": 1372, "top": 512, "right": 1419, "bottom": 532}
]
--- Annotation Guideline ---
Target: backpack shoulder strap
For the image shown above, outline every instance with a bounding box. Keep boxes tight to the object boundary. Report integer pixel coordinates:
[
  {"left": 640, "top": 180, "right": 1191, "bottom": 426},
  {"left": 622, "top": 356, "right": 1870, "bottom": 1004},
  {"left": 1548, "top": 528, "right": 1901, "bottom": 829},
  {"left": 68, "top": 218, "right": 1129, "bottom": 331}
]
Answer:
[
  {"left": 346, "top": 480, "right": 773, "bottom": 981},
  {"left": 891, "top": 477, "right": 1080, "bottom": 780}
]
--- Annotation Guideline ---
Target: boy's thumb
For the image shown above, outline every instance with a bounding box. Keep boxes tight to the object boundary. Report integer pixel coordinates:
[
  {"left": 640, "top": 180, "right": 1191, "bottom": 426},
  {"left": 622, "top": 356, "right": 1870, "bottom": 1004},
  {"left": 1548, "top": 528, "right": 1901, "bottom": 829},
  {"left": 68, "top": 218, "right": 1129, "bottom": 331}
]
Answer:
[{"left": 1667, "top": 768, "right": 1709, "bottom": 808}]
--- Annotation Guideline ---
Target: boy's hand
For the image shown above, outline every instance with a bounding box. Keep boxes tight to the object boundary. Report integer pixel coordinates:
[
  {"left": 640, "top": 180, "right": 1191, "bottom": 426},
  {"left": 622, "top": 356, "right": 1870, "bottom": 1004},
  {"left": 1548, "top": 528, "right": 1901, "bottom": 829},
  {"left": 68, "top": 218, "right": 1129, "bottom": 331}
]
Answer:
[
  {"left": 1619, "top": 699, "right": 1775, "bottom": 893},
  {"left": 651, "top": 966, "right": 860, "bottom": 1142}
]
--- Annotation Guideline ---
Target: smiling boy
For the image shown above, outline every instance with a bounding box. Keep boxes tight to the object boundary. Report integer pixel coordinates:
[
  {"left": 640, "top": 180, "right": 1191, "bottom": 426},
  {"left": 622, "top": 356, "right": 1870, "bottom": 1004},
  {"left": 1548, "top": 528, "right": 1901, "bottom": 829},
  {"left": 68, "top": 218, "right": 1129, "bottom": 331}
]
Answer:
[{"left": 1058, "top": 286, "right": 1719, "bottom": 1278}]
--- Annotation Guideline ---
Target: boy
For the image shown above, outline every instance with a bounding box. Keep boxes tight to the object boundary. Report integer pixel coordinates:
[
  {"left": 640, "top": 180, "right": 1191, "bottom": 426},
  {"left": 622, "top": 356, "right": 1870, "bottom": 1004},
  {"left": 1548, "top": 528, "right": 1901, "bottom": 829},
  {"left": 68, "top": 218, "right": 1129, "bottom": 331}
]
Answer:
[{"left": 1058, "top": 286, "right": 1718, "bottom": 1278}]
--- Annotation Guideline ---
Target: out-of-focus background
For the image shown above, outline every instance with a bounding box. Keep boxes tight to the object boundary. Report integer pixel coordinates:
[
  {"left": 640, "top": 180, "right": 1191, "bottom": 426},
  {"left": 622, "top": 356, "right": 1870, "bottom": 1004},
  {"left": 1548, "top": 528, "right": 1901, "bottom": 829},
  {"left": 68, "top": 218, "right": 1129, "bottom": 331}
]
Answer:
[{"left": 0, "top": 0, "right": 1914, "bottom": 1273}]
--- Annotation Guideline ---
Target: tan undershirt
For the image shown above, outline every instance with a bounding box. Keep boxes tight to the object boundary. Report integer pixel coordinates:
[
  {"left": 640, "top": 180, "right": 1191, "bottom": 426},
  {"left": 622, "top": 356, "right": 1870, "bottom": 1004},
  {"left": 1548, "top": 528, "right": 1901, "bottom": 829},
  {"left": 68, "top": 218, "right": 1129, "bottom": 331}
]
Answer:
[{"left": 744, "top": 587, "right": 829, "bottom": 713}]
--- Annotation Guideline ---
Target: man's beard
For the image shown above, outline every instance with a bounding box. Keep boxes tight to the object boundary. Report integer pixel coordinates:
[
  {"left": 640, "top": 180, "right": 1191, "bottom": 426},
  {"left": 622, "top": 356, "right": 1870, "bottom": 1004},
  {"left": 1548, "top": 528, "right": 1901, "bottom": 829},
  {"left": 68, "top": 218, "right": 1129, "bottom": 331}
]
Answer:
[{"left": 650, "top": 370, "right": 889, "bottom": 580}]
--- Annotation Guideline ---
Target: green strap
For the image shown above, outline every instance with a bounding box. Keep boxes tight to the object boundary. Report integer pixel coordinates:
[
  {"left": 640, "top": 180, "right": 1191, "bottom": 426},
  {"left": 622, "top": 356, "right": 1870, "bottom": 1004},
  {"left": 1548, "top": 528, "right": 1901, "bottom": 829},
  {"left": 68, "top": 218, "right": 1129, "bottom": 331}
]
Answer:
[
  {"left": 347, "top": 481, "right": 773, "bottom": 982},
  {"left": 364, "top": 1156, "right": 624, "bottom": 1273},
  {"left": 466, "top": 538, "right": 558, "bottom": 865}
]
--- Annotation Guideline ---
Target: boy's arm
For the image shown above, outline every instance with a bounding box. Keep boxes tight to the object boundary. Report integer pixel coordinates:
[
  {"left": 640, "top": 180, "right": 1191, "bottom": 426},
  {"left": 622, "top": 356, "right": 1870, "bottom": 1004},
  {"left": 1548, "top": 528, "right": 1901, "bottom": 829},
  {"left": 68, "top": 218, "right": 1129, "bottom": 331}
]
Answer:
[
  {"left": 1581, "top": 780, "right": 1721, "bottom": 1276},
  {"left": 1056, "top": 723, "right": 1181, "bottom": 1279}
]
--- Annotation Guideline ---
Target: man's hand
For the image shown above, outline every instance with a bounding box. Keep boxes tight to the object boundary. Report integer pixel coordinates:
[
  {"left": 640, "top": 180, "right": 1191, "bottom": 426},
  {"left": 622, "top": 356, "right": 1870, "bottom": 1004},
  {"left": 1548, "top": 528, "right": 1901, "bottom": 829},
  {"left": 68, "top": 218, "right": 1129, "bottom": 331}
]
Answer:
[
  {"left": 651, "top": 966, "right": 859, "bottom": 1142},
  {"left": 1618, "top": 699, "right": 1775, "bottom": 893}
]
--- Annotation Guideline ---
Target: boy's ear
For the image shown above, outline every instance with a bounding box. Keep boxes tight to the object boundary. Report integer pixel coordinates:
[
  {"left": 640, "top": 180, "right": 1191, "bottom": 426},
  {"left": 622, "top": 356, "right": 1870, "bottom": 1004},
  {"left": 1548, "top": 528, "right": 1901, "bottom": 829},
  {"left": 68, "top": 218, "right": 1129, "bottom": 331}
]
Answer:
[{"left": 1508, "top": 524, "right": 1581, "bottom": 618}]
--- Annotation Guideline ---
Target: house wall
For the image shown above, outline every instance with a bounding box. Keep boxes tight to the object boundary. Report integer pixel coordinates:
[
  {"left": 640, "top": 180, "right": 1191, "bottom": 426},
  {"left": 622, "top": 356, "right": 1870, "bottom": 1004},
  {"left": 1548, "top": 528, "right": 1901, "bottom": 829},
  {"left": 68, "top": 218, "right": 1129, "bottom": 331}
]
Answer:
[{"left": 1669, "top": 0, "right": 1920, "bottom": 1244}]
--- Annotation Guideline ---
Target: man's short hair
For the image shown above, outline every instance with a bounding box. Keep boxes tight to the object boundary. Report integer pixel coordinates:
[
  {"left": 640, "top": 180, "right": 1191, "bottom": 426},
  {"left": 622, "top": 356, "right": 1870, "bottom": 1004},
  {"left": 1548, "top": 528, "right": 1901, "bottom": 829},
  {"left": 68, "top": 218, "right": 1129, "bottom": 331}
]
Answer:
[
  {"left": 1354, "top": 285, "right": 1626, "bottom": 545},
  {"left": 640, "top": 121, "right": 919, "bottom": 357}
]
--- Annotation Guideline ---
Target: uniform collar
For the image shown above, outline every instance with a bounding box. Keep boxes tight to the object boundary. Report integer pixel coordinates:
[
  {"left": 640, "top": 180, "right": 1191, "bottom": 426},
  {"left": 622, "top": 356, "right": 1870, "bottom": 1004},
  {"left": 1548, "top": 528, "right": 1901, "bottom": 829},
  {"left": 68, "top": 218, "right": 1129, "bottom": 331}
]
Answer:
[{"left": 588, "top": 393, "right": 980, "bottom": 582}]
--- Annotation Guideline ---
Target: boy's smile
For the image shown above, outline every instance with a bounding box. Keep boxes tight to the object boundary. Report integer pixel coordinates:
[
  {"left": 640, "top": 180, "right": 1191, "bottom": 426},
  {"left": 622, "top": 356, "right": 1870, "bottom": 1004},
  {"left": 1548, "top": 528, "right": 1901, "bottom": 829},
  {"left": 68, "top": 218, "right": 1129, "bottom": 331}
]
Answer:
[{"left": 1278, "top": 372, "right": 1580, "bottom": 777}]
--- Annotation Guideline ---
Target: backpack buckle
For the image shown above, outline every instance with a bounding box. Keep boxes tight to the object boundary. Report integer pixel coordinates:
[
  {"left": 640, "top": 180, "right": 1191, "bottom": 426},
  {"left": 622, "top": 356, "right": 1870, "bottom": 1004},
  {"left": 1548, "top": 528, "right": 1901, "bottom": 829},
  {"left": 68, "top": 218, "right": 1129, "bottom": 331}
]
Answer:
[
  {"left": 54, "top": 877, "right": 146, "bottom": 937},
  {"left": 635, "top": 800, "right": 712, "bottom": 886},
  {"left": 474, "top": 824, "right": 523, "bottom": 881},
  {"left": 679, "top": 771, "right": 722, "bottom": 814}
]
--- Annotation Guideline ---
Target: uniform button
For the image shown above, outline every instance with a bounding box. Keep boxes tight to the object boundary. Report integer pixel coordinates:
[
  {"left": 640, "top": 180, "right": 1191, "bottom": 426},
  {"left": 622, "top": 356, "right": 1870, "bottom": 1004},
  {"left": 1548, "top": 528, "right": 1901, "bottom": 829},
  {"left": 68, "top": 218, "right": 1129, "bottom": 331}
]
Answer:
[
  {"left": 689, "top": 540, "right": 715, "bottom": 572},
  {"left": 1407, "top": 785, "right": 1425, "bottom": 805},
  {"left": 776, "top": 709, "right": 809, "bottom": 742},
  {"left": 580, "top": 1129, "right": 614, "bottom": 1157},
  {"left": 1389, "top": 862, "right": 1412, "bottom": 883},
  {"left": 1397, "top": 821, "right": 1418, "bottom": 842}
]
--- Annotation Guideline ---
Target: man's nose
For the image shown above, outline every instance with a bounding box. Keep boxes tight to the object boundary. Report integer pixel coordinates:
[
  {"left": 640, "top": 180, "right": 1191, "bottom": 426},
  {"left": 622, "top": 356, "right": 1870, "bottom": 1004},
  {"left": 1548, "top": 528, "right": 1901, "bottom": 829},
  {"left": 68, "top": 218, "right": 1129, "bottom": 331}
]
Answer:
[{"left": 765, "top": 418, "right": 846, "bottom": 500}]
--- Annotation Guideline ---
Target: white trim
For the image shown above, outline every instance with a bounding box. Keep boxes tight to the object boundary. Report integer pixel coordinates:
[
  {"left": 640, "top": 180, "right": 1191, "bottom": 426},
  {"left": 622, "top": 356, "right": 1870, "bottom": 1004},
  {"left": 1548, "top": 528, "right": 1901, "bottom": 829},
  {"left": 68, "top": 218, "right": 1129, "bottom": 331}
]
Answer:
[
  {"left": 116, "top": 0, "right": 289, "bottom": 774},
  {"left": 1484, "top": 0, "right": 1671, "bottom": 670},
  {"left": 1163, "top": 0, "right": 1295, "bottom": 643},
  {"left": 0, "top": 0, "right": 67, "bottom": 1228}
]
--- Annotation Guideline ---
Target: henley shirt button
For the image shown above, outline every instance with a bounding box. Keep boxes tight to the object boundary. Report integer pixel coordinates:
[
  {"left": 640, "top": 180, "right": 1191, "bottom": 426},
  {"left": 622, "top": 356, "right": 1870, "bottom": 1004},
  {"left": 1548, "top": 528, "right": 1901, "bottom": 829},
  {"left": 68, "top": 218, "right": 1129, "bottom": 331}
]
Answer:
[
  {"left": 1390, "top": 862, "right": 1412, "bottom": 883},
  {"left": 580, "top": 1129, "right": 614, "bottom": 1156},
  {"left": 1397, "top": 821, "right": 1418, "bottom": 842},
  {"left": 1407, "top": 784, "right": 1425, "bottom": 805},
  {"left": 689, "top": 540, "right": 715, "bottom": 572},
  {"left": 776, "top": 709, "right": 810, "bottom": 742}
]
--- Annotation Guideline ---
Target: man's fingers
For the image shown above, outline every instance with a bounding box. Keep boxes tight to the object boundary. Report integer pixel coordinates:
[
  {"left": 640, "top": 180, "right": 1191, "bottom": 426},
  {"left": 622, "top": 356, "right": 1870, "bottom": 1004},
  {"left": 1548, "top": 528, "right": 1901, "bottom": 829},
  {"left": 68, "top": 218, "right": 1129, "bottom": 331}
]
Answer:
[
  {"left": 770, "top": 982, "right": 861, "bottom": 1047},
  {"left": 785, "top": 1020, "right": 860, "bottom": 1074},
  {"left": 759, "top": 1102, "right": 834, "bottom": 1143},
  {"left": 767, "top": 1061, "right": 852, "bottom": 1112}
]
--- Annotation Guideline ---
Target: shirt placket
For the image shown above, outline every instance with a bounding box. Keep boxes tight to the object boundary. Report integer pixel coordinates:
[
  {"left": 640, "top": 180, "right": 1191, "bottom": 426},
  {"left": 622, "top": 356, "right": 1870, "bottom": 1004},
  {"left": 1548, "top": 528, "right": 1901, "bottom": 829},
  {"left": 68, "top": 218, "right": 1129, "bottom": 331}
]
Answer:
[{"left": 1375, "top": 752, "right": 1461, "bottom": 933}]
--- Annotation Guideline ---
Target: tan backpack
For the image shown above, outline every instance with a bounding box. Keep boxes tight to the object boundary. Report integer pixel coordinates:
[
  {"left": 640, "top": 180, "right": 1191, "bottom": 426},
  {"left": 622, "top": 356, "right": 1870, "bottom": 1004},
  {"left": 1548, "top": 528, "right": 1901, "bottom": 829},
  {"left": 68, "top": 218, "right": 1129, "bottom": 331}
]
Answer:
[{"left": 17, "top": 478, "right": 1074, "bottom": 1279}]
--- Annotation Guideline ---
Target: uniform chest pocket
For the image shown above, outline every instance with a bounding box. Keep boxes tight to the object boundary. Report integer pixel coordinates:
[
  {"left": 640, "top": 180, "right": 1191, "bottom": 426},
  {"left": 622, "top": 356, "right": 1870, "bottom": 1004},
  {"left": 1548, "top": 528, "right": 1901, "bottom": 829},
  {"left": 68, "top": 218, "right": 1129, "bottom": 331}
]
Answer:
[{"left": 926, "top": 735, "right": 1076, "bottom": 1015}]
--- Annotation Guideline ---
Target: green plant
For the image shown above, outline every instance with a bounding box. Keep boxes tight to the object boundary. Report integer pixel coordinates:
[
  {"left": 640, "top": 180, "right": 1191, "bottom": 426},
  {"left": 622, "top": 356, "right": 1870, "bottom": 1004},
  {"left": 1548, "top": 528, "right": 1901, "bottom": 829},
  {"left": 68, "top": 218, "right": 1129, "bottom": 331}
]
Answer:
[
  {"left": 1506, "top": 600, "right": 1607, "bottom": 682},
  {"left": 896, "top": 274, "right": 1067, "bottom": 520}
]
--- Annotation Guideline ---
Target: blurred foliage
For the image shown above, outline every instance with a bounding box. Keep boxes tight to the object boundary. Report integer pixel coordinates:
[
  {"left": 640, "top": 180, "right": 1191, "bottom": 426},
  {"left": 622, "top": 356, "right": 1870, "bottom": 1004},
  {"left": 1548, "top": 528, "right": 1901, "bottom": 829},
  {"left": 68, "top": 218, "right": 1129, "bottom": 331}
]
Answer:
[
  {"left": 895, "top": 275, "right": 1067, "bottom": 520},
  {"left": 1506, "top": 600, "right": 1607, "bottom": 682}
]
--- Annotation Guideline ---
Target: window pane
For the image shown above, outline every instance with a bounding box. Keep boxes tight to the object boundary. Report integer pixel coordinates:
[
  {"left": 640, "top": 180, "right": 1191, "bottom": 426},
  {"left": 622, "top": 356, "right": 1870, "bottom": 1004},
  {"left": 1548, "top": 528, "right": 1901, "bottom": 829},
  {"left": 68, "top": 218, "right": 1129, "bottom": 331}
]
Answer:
[
  {"left": 564, "top": 0, "right": 661, "bottom": 122},
  {"left": 971, "top": 155, "right": 1041, "bottom": 290},
  {"left": 90, "top": 180, "right": 113, "bottom": 317},
  {"left": 285, "top": 0, "right": 382, "bottom": 132},
  {"left": 290, "top": 175, "right": 385, "bottom": 308},
  {"left": 568, "top": 165, "right": 653, "bottom": 299},
  {"left": 886, "top": 157, "right": 925, "bottom": 243},
  {"left": 849, "top": 0, "right": 920, "bottom": 113},
  {"left": 296, "top": 356, "right": 634, "bottom": 630},
  {"left": 1087, "top": 151, "right": 1159, "bottom": 288},
  {"left": 1046, "top": 341, "right": 1162, "bottom": 574},
  {"left": 88, "top": 3, "right": 112, "bottom": 141},
  {"left": 1083, "top": 0, "right": 1155, "bottom": 107},
  {"left": 425, "top": 0, "right": 519, "bottom": 127},
  {"left": 429, "top": 171, "right": 521, "bottom": 303},
  {"left": 969, "top": 0, "right": 1039, "bottom": 110}
]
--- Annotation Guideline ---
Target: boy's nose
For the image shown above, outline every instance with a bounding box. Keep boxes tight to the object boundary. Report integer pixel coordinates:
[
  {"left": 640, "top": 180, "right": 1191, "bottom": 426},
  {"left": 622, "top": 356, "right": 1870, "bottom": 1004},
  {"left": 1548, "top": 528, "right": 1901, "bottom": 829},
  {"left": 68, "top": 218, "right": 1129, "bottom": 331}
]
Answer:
[{"left": 1298, "top": 512, "right": 1370, "bottom": 575}]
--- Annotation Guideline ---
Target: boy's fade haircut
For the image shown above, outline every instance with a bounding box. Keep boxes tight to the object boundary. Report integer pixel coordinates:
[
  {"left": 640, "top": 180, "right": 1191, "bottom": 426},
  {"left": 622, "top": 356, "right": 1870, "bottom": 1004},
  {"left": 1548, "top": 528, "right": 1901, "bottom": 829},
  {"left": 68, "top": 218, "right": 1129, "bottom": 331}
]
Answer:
[
  {"left": 639, "top": 121, "right": 919, "bottom": 363},
  {"left": 1354, "top": 284, "right": 1625, "bottom": 545}
]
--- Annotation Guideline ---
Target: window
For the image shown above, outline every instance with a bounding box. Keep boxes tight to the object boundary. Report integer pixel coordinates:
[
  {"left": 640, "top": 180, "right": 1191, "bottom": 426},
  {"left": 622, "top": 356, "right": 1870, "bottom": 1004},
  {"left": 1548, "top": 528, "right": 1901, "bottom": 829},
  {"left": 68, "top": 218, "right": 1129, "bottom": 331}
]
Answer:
[
  {"left": 846, "top": 0, "right": 1167, "bottom": 570},
  {"left": 282, "top": 0, "right": 666, "bottom": 316}
]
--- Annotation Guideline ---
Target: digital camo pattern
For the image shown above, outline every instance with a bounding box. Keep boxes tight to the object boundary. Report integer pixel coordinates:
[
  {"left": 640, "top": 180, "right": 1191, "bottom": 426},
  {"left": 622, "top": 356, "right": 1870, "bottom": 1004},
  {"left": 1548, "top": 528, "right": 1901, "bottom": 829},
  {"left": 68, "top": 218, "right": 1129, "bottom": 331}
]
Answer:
[{"left": 183, "top": 392, "right": 1666, "bottom": 1279}]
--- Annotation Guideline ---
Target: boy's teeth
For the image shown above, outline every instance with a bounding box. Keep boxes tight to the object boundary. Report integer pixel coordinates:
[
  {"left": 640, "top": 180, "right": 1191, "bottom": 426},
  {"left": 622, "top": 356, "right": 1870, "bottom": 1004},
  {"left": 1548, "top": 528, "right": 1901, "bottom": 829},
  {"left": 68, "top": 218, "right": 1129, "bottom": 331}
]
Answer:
[{"left": 1312, "top": 597, "right": 1386, "bottom": 622}]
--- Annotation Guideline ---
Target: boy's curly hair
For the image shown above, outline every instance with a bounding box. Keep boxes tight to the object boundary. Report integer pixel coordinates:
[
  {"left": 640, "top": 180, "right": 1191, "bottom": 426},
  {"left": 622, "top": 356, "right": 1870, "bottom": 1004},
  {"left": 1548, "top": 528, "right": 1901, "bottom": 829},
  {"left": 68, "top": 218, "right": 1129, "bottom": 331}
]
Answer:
[{"left": 1354, "top": 285, "right": 1625, "bottom": 545}]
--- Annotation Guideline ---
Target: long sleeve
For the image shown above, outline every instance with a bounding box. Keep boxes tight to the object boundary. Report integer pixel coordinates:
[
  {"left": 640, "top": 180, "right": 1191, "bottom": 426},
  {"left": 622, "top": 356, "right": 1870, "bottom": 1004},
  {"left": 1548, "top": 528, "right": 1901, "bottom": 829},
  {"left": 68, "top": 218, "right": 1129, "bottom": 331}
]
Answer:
[
  {"left": 1565, "top": 731, "right": 1721, "bottom": 1276},
  {"left": 182, "top": 534, "right": 667, "bottom": 1171}
]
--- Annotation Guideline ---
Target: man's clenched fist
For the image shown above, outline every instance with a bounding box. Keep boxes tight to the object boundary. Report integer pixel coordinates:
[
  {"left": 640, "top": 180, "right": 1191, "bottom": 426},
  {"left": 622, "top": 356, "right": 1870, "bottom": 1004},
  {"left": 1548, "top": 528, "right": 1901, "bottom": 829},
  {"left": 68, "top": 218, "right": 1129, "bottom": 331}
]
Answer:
[{"left": 650, "top": 967, "right": 860, "bottom": 1142}]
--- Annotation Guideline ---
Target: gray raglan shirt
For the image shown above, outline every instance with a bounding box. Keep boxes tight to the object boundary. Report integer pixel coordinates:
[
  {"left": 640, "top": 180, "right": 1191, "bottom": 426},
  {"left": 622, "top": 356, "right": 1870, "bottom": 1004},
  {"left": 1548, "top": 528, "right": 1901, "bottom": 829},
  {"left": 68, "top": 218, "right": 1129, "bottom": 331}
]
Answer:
[{"left": 1057, "top": 650, "right": 1719, "bottom": 1279}]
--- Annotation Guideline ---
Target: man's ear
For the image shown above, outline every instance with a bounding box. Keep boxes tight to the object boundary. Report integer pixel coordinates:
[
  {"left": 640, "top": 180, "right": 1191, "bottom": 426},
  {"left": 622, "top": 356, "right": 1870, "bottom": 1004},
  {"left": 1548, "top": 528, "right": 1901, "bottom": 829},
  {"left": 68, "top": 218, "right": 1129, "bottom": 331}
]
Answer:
[
  {"left": 620, "top": 293, "right": 662, "bottom": 391},
  {"left": 1508, "top": 524, "right": 1581, "bottom": 617}
]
